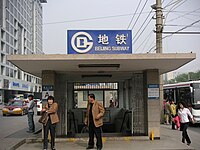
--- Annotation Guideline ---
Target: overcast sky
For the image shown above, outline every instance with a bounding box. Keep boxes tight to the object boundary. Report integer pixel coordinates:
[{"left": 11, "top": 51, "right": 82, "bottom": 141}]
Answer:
[{"left": 42, "top": 0, "right": 200, "bottom": 73}]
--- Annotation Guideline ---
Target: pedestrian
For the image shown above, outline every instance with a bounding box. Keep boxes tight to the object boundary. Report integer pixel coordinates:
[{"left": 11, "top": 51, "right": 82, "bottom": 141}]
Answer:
[
  {"left": 178, "top": 101, "right": 194, "bottom": 146},
  {"left": 173, "top": 114, "right": 180, "bottom": 130},
  {"left": 170, "top": 100, "right": 176, "bottom": 129},
  {"left": 27, "top": 94, "right": 35, "bottom": 133},
  {"left": 42, "top": 96, "right": 59, "bottom": 150},
  {"left": 165, "top": 100, "right": 172, "bottom": 125},
  {"left": 85, "top": 93, "right": 105, "bottom": 150},
  {"left": 109, "top": 99, "right": 115, "bottom": 108}
]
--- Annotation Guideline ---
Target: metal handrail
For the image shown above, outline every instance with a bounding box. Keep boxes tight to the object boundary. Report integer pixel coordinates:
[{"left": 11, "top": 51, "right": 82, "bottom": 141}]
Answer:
[{"left": 120, "top": 110, "right": 132, "bottom": 132}]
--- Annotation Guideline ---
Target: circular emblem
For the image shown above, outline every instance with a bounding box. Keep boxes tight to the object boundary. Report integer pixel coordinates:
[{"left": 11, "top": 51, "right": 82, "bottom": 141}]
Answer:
[{"left": 71, "top": 32, "right": 93, "bottom": 53}]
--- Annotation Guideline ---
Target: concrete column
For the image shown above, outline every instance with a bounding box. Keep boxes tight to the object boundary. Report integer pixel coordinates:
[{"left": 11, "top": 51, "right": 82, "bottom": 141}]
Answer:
[
  {"left": 42, "top": 71, "right": 67, "bottom": 136},
  {"left": 54, "top": 74, "right": 68, "bottom": 136},
  {"left": 42, "top": 70, "right": 56, "bottom": 85},
  {"left": 144, "top": 69, "right": 160, "bottom": 139}
]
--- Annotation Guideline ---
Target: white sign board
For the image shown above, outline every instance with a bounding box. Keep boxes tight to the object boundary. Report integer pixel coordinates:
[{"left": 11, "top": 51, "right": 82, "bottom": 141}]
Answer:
[{"left": 148, "top": 84, "right": 159, "bottom": 100}]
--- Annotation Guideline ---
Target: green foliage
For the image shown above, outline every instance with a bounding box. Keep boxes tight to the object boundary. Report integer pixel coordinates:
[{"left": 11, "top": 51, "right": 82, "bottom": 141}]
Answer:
[{"left": 165, "top": 70, "right": 200, "bottom": 84}]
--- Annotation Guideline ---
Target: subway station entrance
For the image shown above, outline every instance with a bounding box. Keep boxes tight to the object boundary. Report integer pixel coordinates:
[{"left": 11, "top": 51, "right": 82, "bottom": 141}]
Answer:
[{"left": 7, "top": 53, "right": 195, "bottom": 138}]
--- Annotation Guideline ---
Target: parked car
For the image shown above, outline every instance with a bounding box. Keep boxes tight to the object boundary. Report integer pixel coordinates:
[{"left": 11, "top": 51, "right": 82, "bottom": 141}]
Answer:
[
  {"left": 36, "top": 99, "right": 48, "bottom": 115},
  {"left": 34, "top": 99, "right": 41, "bottom": 105},
  {"left": 2, "top": 100, "right": 28, "bottom": 116},
  {"left": 36, "top": 99, "right": 42, "bottom": 115}
]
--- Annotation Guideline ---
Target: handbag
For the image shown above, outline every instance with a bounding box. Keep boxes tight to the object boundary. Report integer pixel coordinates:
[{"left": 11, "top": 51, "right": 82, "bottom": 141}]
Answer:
[{"left": 38, "top": 111, "right": 49, "bottom": 125}]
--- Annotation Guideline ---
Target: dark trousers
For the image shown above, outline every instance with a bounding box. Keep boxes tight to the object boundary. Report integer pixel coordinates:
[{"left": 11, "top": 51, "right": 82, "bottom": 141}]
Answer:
[
  {"left": 43, "top": 119, "right": 56, "bottom": 149},
  {"left": 180, "top": 122, "right": 191, "bottom": 144},
  {"left": 171, "top": 118, "right": 176, "bottom": 129},
  {"left": 88, "top": 122, "right": 103, "bottom": 148},
  {"left": 27, "top": 112, "right": 35, "bottom": 132}
]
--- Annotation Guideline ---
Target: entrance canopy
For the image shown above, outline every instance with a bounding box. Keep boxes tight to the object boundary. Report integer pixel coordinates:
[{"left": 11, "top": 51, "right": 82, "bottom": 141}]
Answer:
[{"left": 7, "top": 53, "right": 195, "bottom": 81}]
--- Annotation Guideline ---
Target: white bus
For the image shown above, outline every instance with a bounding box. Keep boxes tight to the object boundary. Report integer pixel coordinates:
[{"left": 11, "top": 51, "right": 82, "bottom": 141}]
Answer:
[{"left": 163, "top": 80, "right": 200, "bottom": 123}]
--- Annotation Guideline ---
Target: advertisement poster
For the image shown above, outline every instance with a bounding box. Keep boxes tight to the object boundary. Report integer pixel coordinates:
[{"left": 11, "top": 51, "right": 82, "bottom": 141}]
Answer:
[{"left": 42, "top": 85, "right": 54, "bottom": 99}]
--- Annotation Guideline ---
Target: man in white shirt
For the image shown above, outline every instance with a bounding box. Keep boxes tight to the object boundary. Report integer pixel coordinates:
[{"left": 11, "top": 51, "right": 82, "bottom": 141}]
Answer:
[{"left": 27, "top": 95, "right": 35, "bottom": 133}]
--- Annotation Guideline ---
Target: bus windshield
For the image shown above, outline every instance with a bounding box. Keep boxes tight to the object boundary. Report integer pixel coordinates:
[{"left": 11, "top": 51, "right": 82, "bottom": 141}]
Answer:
[{"left": 193, "top": 83, "right": 200, "bottom": 104}]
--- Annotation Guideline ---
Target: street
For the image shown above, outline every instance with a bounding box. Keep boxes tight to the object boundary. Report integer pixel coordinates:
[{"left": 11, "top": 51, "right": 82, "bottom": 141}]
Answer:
[
  {"left": 160, "top": 124, "right": 200, "bottom": 150},
  {"left": 0, "top": 105, "right": 40, "bottom": 141},
  {"left": 187, "top": 124, "right": 200, "bottom": 150}
]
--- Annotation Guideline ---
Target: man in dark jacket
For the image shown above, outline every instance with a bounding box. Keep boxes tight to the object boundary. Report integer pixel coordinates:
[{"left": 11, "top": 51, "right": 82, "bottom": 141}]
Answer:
[{"left": 85, "top": 93, "right": 105, "bottom": 150}]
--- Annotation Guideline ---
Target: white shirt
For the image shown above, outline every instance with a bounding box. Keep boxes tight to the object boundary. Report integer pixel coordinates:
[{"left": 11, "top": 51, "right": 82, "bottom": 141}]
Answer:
[
  {"left": 178, "top": 108, "right": 193, "bottom": 123},
  {"left": 27, "top": 100, "right": 34, "bottom": 113}
]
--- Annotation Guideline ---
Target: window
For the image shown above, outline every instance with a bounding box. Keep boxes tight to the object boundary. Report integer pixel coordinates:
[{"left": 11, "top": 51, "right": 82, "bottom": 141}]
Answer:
[
  {"left": 6, "top": 44, "right": 9, "bottom": 54},
  {"left": 1, "top": 29, "right": 5, "bottom": 40},
  {"left": 89, "top": 90, "right": 103, "bottom": 106},
  {"left": 1, "top": 54, "right": 5, "bottom": 63},
  {"left": 1, "top": 42, "right": 5, "bottom": 52},
  {"left": 6, "top": 67, "right": 9, "bottom": 76},
  {"left": 10, "top": 69, "right": 14, "bottom": 77},
  {"left": 1, "top": 66, "right": 5, "bottom": 75},
  {"left": 105, "top": 90, "right": 118, "bottom": 108},
  {"left": 73, "top": 83, "right": 118, "bottom": 108},
  {"left": 74, "top": 91, "right": 88, "bottom": 108}
]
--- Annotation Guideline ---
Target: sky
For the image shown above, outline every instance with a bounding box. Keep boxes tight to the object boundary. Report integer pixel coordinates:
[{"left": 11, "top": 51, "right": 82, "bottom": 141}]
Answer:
[{"left": 42, "top": 0, "right": 200, "bottom": 73}]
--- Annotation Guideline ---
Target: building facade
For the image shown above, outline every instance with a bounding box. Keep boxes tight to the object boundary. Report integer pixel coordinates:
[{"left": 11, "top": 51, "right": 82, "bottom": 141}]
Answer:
[{"left": 0, "top": 0, "right": 47, "bottom": 103}]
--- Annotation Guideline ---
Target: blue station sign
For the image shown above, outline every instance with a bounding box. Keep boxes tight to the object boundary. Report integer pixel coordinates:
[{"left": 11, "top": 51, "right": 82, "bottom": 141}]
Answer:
[{"left": 67, "top": 30, "right": 132, "bottom": 54}]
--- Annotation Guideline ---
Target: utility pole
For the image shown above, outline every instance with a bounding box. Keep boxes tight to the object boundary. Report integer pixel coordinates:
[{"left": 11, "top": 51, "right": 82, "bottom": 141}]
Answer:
[
  {"left": 156, "top": 0, "right": 163, "bottom": 53},
  {"left": 155, "top": 0, "right": 164, "bottom": 123}
]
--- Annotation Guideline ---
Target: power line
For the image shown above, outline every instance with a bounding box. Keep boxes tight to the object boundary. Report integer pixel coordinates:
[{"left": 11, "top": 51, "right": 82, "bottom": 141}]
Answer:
[
  {"left": 132, "top": 9, "right": 153, "bottom": 39},
  {"left": 162, "top": 0, "right": 166, "bottom": 4},
  {"left": 162, "top": 31, "right": 200, "bottom": 34},
  {"left": 146, "top": 43, "right": 156, "bottom": 53},
  {"left": 166, "top": 7, "right": 200, "bottom": 23},
  {"left": 147, "top": 19, "right": 200, "bottom": 53},
  {"left": 168, "top": 10, "right": 200, "bottom": 14},
  {"left": 164, "top": 24, "right": 200, "bottom": 28},
  {"left": 139, "top": 33, "right": 154, "bottom": 53},
  {"left": 163, "top": 0, "right": 188, "bottom": 25},
  {"left": 134, "top": 30, "right": 154, "bottom": 53},
  {"left": 132, "top": 12, "right": 154, "bottom": 44},
  {"left": 130, "top": 0, "right": 149, "bottom": 30},
  {"left": 163, "top": 19, "right": 200, "bottom": 39},
  {"left": 127, "top": 0, "right": 142, "bottom": 29},
  {"left": 163, "top": 0, "right": 182, "bottom": 9},
  {"left": 39, "top": 12, "right": 152, "bottom": 25}
]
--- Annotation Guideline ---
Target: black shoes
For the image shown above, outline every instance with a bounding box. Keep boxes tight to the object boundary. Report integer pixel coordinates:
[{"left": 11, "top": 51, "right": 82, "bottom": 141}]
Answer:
[
  {"left": 182, "top": 138, "right": 185, "bottom": 143},
  {"left": 187, "top": 143, "right": 191, "bottom": 146},
  {"left": 86, "top": 146, "right": 102, "bottom": 150},
  {"left": 86, "top": 146, "right": 94, "bottom": 149}
]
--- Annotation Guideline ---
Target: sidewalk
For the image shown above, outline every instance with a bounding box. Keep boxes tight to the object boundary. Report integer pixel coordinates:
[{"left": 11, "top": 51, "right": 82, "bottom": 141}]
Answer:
[
  {"left": 0, "top": 123, "right": 42, "bottom": 150},
  {"left": 15, "top": 125, "right": 195, "bottom": 150}
]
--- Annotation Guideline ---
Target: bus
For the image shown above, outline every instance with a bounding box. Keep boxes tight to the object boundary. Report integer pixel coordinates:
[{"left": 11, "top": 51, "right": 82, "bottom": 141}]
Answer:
[{"left": 163, "top": 80, "right": 200, "bottom": 123}]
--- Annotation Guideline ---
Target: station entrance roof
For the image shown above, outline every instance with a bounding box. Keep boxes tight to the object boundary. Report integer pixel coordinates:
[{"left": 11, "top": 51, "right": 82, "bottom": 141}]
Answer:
[{"left": 7, "top": 53, "right": 195, "bottom": 81}]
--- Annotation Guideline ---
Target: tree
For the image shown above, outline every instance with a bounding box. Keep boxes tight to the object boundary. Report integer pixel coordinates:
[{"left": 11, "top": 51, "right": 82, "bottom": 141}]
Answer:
[{"left": 165, "top": 70, "right": 200, "bottom": 84}]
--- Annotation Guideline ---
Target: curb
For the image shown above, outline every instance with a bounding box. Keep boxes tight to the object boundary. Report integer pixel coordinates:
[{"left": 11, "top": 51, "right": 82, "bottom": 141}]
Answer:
[
  {"left": 26, "top": 136, "right": 150, "bottom": 144},
  {"left": 8, "top": 128, "right": 42, "bottom": 150},
  {"left": 9, "top": 139, "right": 26, "bottom": 150}
]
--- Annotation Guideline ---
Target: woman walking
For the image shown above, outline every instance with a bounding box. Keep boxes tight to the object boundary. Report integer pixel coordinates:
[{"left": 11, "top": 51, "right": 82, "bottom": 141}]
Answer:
[
  {"left": 42, "top": 96, "right": 59, "bottom": 150},
  {"left": 177, "top": 101, "right": 194, "bottom": 146}
]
